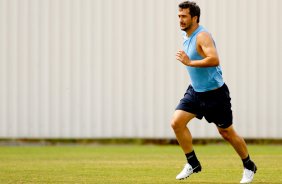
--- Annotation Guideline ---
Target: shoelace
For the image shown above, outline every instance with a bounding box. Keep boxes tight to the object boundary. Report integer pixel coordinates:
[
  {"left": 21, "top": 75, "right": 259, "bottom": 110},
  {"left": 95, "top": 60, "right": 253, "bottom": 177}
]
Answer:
[{"left": 183, "top": 164, "right": 193, "bottom": 173}]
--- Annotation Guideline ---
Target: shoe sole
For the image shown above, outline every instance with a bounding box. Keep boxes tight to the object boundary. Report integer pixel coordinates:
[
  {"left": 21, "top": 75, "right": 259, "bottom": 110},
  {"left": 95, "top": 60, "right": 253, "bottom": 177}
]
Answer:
[
  {"left": 179, "top": 165, "right": 202, "bottom": 180},
  {"left": 179, "top": 170, "right": 201, "bottom": 180}
]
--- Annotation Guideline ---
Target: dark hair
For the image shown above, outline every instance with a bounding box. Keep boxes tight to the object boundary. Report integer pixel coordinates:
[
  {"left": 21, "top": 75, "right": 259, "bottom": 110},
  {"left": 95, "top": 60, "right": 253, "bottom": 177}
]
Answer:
[{"left": 179, "top": 1, "right": 201, "bottom": 23}]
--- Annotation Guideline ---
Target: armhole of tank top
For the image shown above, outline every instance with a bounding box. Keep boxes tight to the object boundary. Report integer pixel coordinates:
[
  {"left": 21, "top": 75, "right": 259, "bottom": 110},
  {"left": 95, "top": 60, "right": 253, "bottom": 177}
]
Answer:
[{"left": 195, "top": 31, "right": 207, "bottom": 59}]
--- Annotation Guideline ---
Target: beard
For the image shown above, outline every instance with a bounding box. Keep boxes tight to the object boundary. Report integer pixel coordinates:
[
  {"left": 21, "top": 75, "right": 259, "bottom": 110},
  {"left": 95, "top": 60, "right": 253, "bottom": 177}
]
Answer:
[{"left": 181, "top": 22, "right": 192, "bottom": 32}]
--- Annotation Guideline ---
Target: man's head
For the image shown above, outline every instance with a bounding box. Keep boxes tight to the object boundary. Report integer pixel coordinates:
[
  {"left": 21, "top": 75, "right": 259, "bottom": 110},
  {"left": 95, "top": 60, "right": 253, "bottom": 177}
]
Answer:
[{"left": 178, "top": 1, "right": 201, "bottom": 32}]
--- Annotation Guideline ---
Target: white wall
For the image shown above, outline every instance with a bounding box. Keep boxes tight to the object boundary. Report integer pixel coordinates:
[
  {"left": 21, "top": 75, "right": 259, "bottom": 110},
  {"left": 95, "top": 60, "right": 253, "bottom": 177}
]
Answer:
[{"left": 0, "top": 0, "right": 281, "bottom": 138}]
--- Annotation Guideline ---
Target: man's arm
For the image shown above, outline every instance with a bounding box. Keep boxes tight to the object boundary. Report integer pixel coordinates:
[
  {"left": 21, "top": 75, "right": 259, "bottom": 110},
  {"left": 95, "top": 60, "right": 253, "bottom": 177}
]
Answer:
[{"left": 176, "top": 32, "right": 219, "bottom": 67}]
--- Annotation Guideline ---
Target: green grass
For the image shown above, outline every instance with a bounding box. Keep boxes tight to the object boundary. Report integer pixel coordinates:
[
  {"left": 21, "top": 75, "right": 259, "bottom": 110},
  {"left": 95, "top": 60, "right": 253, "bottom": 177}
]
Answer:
[{"left": 0, "top": 144, "right": 281, "bottom": 184}]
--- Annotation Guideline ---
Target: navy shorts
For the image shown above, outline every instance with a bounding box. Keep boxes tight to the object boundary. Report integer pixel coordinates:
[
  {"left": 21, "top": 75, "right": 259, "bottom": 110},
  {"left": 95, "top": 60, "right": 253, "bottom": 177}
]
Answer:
[{"left": 176, "top": 83, "right": 233, "bottom": 128}]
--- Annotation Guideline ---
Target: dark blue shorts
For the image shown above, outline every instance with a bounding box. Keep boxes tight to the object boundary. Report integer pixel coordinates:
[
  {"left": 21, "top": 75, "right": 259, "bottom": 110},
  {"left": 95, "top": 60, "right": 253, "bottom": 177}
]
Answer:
[{"left": 176, "top": 83, "right": 233, "bottom": 128}]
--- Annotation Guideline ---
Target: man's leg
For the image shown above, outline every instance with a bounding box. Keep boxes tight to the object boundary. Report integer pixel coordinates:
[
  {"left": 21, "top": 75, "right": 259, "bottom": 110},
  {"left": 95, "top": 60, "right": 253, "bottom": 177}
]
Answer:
[
  {"left": 171, "top": 110, "right": 201, "bottom": 180},
  {"left": 217, "top": 125, "right": 248, "bottom": 159},
  {"left": 171, "top": 110, "right": 195, "bottom": 153},
  {"left": 217, "top": 125, "right": 257, "bottom": 183}
]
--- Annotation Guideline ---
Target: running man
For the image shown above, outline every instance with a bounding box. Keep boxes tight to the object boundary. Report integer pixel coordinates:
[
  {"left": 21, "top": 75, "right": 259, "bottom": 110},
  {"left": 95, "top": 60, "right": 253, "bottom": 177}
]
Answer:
[{"left": 171, "top": 1, "right": 257, "bottom": 183}]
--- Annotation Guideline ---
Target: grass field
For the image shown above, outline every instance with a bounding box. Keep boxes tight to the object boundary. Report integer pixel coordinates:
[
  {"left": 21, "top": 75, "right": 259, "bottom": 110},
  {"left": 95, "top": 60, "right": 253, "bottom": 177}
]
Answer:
[{"left": 0, "top": 144, "right": 281, "bottom": 184}]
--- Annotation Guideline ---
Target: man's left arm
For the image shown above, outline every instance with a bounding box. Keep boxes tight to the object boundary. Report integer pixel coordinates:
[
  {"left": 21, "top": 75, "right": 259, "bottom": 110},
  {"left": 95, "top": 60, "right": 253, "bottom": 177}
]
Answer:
[{"left": 176, "top": 32, "right": 220, "bottom": 67}]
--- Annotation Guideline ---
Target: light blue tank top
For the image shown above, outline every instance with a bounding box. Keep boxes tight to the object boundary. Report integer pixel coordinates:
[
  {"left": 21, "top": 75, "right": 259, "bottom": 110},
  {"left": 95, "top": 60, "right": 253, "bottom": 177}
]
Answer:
[{"left": 182, "top": 25, "right": 224, "bottom": 92}]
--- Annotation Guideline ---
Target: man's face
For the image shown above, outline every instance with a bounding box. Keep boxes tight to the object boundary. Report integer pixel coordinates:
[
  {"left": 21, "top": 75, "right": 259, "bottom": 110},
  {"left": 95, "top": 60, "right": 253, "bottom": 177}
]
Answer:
[{"left": 178, "top": 8, "right": 193, "bottom": 32}]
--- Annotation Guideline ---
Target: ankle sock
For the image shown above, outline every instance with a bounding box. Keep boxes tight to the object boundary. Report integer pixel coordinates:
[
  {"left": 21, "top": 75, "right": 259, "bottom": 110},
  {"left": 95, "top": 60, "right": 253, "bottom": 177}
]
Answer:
[
  {"left": 185, "top": 150, "right": 200, "bottom": 168},
  {"left": 242, "top": 155, "right": 256, "bottom": 171}
]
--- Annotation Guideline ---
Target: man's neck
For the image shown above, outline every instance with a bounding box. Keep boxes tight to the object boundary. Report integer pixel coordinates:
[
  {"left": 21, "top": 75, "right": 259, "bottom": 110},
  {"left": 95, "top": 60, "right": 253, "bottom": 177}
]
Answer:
[{"left": 186, "top": 24, "right": 199, "bottom": 37}]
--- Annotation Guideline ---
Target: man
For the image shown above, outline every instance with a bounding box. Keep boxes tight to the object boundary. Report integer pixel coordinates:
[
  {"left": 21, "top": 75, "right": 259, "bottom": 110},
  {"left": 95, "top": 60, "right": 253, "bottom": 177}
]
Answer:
[{"left": 171, "top": 1, "right": 257, "bottom": 183}]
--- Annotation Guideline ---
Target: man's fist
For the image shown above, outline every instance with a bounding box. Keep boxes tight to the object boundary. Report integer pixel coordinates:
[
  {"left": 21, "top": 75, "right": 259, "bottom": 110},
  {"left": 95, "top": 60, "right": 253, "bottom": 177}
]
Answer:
[{"left": 176, "top": 50, "right": 191, "bottom": 66}]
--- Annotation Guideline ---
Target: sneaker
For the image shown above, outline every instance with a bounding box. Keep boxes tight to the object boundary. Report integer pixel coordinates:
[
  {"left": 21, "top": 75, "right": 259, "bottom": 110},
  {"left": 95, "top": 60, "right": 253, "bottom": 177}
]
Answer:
[
  {"left": 240, "top": 164, "right": 257, "bottom": 183},
  {"left": 176, "top": 163, "right": 202, "bottom": 180}
]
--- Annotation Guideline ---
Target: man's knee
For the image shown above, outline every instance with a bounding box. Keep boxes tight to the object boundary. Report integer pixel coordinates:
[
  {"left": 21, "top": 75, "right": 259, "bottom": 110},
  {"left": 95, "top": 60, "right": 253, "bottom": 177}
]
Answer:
[
  {"left": 171, "top": 118, "right": 186, "bottom": 132},
  {"left": 171, "top": 118, "right": 180, "bottom": 130},
  {"left": 171, "top": 110, "right": 195, "bottom": 132},
  {"left": 218, "top": 129, "right": 232, "bottom": 141}
]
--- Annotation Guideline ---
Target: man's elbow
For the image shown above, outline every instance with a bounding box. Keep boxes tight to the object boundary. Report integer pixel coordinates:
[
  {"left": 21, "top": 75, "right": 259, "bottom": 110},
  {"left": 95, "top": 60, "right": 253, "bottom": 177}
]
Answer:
[{"left": 210, "top": 57, "right": 219, "bottom": 66}]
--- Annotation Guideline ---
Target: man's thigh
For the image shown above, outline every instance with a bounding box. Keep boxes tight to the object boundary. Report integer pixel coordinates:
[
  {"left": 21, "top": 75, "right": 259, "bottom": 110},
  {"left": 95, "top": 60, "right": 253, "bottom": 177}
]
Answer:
[{"left": 172, "top": 110, "right": 196, "bottom": 127}]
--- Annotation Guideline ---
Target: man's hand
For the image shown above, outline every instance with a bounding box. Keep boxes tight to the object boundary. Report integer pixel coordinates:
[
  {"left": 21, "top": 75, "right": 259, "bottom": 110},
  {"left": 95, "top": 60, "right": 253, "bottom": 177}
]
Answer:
[{"left": 176, "top": 50, "right": 191, "bottom": 66}]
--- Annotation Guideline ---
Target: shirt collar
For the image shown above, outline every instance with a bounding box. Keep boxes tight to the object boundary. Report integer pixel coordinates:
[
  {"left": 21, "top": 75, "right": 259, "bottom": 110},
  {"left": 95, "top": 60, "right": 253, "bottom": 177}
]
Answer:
[{"left": 182, "top": 25, "right": 202, "bottom": 40}]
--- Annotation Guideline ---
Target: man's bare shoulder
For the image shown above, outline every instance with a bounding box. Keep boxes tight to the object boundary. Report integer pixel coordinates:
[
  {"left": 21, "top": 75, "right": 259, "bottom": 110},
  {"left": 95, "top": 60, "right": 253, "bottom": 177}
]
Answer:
[
  {"left": 196, "top": 32, "right": 212, "bottom": 43},
  {"left": 196, "top": 31, "right": 214, "bottom": 48}
]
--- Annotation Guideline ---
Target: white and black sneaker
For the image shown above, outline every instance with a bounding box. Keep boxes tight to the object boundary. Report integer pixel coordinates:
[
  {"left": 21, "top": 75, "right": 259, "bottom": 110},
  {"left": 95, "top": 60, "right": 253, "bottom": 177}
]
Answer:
[
  {"left": 176, "top": 163, "right": 202, "bottom": 180},
  {"left": 240, "top": 164, "right": 257, "bottom": 183}
]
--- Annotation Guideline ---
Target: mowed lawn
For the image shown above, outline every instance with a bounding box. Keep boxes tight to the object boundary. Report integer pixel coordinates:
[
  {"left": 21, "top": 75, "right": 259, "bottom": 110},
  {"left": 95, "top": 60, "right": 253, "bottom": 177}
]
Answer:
[{"left": 0, "top": 144, "right": 281, "bottom": 184}]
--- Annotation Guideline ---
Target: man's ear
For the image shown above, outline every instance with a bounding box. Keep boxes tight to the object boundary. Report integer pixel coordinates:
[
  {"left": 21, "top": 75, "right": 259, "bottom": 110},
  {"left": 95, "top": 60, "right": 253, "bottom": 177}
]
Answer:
[{"left": 192, "top": 16, "right": 198, "bottom": 23}]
